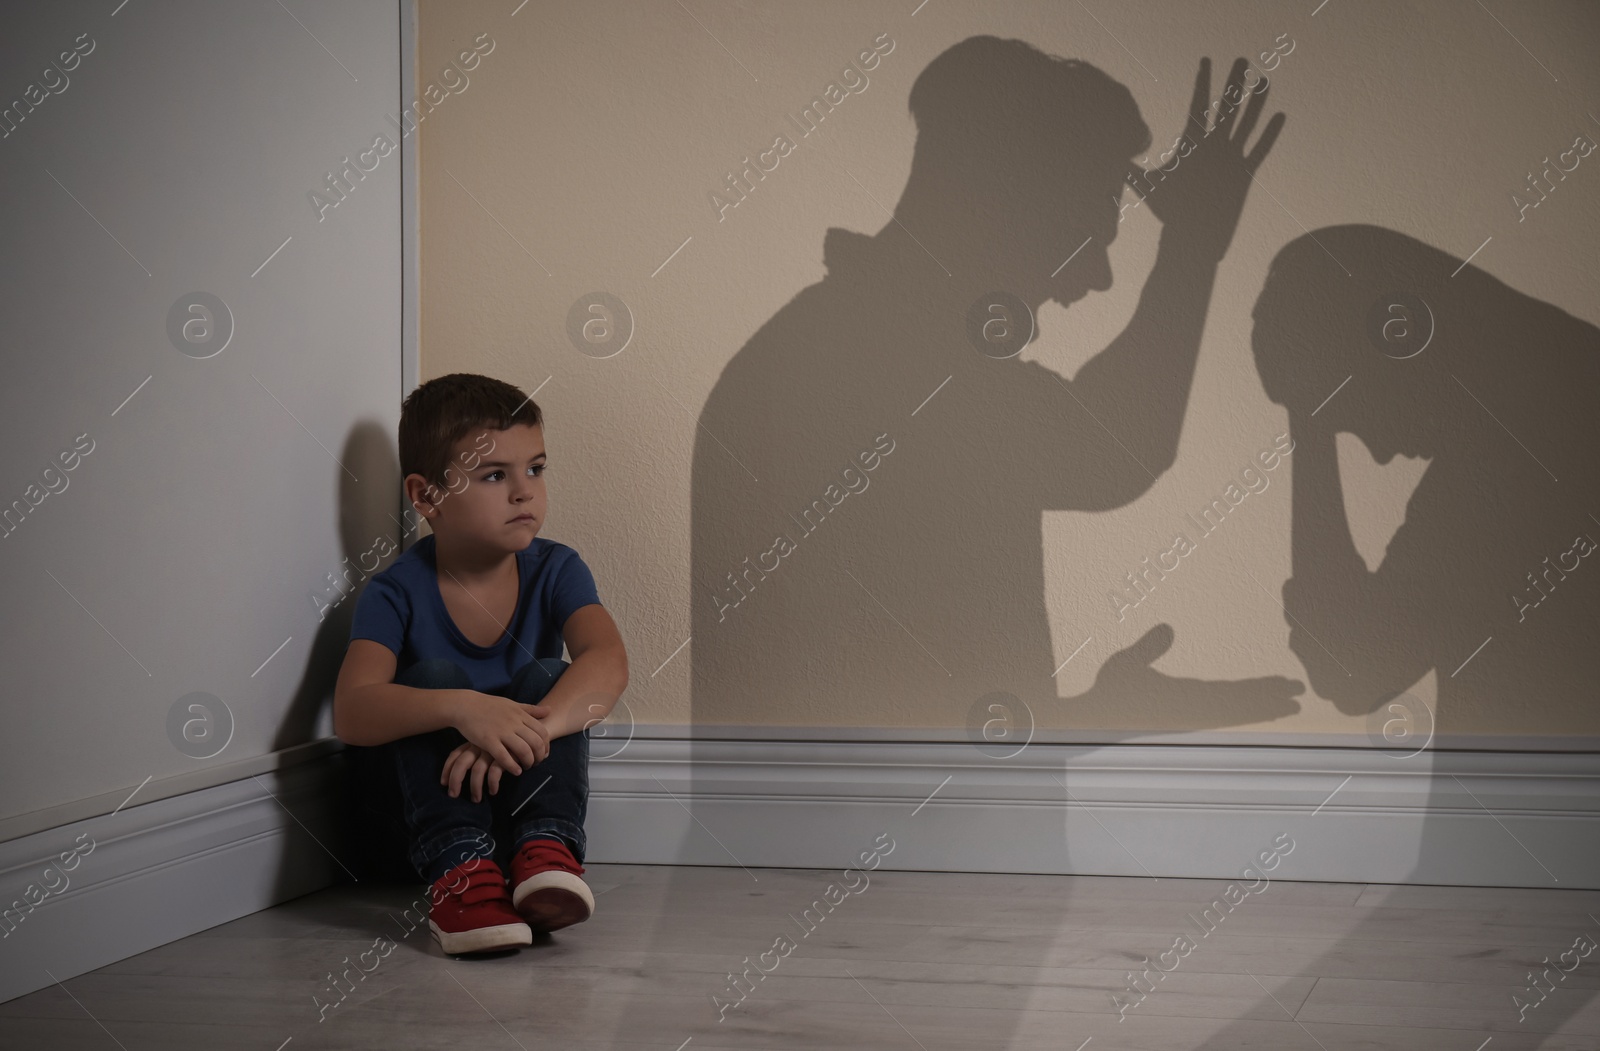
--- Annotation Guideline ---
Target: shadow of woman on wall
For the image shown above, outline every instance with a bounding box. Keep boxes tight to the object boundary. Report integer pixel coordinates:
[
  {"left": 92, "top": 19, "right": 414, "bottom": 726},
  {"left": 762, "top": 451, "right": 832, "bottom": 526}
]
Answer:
[{"left": 1193, "top": 224, "right": 1600, "bottom": 1047}]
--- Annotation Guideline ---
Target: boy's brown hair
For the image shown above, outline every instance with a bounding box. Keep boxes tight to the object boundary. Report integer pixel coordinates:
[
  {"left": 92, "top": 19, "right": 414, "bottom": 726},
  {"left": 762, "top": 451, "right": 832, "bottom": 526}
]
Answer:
[{"left": 399, "top": 373, "right": 542, "bottom": 499}]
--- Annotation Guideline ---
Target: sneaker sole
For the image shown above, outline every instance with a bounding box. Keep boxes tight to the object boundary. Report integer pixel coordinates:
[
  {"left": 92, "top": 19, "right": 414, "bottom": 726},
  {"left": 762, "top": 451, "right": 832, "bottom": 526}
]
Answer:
[
  {"left": 511, "top": 871, "right": 595, "bottom": 932},
  {"left": 428, "top": 918, "right": 533, "bottom": 955}
]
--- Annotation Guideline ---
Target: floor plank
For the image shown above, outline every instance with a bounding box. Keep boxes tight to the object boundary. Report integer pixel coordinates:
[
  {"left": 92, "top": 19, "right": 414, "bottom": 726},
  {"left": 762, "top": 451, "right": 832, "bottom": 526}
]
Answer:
[{"left": 2, "top": 863, "right": 1598, "bottom": 1049}]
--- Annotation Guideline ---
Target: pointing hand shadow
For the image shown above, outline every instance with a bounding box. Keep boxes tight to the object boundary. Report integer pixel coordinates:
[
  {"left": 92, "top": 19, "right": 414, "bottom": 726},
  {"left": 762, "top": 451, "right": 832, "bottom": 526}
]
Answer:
[{"left": 1062, "top": 623, "right": 1304, "bottom": 727}]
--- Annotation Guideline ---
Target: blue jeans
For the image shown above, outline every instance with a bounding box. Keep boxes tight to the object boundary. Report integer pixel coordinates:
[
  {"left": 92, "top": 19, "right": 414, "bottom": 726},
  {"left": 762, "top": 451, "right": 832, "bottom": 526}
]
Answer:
[{"left": 344, "top": 657, "right": 589, "bottom": 886}]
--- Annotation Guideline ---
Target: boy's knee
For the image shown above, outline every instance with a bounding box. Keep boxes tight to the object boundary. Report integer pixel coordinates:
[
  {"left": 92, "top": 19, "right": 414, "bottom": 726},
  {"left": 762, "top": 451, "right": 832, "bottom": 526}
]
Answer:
[
  {"left": 548, "top": 727, "right": 586, "bottom": 753},
  {"left": 538, "top": 727, "right": 590, "bottom": 783},
  {"left": 536, "top": 657, "right": 570, "bottom": 682},
  {"left": 512, "top": 657, "right": 569, "bottom": 704},
  {"left": 395, "top": 658, "right": 471, "bottom": 690}
]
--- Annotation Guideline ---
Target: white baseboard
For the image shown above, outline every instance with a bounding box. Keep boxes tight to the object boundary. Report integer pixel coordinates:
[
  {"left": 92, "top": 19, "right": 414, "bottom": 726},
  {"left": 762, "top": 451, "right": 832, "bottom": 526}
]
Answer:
[
  {"left": 585, "top": 735, "right": 1600, "bottom": 890},
  {"left": 3, "top": 734, "right": 1595, "bottom": 1004},
  {"left": 0, "top": 759, "right": 345, "bottom": 1004}
]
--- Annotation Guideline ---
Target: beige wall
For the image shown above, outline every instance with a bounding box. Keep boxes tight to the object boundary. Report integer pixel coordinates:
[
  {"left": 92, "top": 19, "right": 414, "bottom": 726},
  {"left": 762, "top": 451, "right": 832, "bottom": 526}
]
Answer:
[{"left": 418, "top": 0, "right": 1600, "bottom": 736}]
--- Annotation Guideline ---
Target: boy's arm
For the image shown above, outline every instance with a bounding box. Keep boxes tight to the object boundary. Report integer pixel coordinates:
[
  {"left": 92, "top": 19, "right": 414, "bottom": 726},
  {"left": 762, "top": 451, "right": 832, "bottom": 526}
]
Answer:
[
  {"left": 533, "top": 604, "right": 629, "bottom": 740},
  {"left": 334, "top": 639, "right": 465, "bottom": 746}
]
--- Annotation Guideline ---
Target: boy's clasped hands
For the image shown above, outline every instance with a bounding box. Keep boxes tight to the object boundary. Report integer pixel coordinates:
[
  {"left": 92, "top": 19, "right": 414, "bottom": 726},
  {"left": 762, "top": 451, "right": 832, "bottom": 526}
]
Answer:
[{"left": 441, "top": 691, "right": 554, "bottom": 803}]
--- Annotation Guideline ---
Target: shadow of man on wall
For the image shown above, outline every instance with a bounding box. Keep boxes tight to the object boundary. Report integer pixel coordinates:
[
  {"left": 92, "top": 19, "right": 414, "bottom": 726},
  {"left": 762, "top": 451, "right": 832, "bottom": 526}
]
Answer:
[
  {"left": 651, "top": 34, "right": 1310, "bottom": 1048},
  {"left": 691, "top": 37, "right": 1294, "bottom": 733}
]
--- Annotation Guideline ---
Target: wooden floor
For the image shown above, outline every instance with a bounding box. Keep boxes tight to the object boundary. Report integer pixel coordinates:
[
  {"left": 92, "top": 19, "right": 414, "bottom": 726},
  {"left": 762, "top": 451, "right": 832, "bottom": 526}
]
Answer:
[{"left": 3, "top": 864, "right": 1599, "bottom": 1049}]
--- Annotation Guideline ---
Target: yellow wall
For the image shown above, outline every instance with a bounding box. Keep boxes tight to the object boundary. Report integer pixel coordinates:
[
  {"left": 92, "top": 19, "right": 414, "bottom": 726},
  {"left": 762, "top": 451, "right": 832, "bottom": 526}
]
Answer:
[{"left": 418, "top": 0, "right": 1600, "bottom": 736}]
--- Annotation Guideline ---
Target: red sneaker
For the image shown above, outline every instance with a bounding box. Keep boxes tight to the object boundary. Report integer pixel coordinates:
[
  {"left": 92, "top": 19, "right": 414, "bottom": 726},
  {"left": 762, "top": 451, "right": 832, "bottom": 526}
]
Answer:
[
  {"left": 509, "top": 837, "right": 595, "bottom": 932},
  {"left": 427, "top": 857, "right": 532, "bottom": 954}
]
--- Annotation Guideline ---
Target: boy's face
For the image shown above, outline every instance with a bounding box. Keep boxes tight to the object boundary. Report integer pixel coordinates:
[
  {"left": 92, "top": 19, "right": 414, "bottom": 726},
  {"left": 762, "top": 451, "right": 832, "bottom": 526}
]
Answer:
[{"left": 408, "top": 423, "right": 547, "bottom": 553}]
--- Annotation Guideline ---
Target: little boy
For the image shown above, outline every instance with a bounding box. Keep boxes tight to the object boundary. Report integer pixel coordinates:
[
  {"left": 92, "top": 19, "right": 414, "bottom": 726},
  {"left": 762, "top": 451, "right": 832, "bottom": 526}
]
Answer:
[{"left": 334, "top": 373, "right": 628, "bottom": 954}]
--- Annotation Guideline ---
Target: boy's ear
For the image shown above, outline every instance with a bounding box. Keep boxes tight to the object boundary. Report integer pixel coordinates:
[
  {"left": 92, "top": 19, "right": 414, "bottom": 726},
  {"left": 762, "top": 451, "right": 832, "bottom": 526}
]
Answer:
[{"left": 403, "top": 472, "right": 443, "bottom": 517}]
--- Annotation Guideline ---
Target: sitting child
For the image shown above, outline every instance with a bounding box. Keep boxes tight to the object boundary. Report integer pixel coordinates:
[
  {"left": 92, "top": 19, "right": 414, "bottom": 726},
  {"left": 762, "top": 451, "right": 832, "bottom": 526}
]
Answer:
[{"left": 334, "top": 372, "right": 628, "bottom": 954}]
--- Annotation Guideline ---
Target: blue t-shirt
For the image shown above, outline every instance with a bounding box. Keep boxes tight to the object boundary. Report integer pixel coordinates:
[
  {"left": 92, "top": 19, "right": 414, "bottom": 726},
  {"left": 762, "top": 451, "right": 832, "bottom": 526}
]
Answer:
[{"left": 348, "top": 533, "right": 601, "bottom": 694}]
